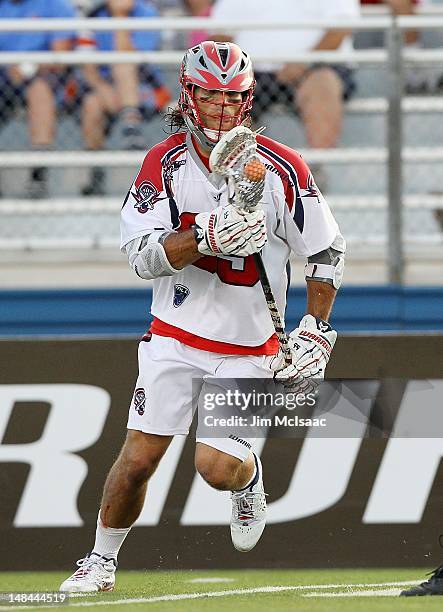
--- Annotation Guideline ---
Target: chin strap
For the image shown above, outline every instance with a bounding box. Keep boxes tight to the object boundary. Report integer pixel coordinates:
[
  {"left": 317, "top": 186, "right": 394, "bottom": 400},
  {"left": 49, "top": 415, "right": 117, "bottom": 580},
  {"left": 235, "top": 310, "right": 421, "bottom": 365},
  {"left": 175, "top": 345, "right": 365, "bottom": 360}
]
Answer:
[{"left": 183, "top": 114, "right": 217, "bottom": 151}]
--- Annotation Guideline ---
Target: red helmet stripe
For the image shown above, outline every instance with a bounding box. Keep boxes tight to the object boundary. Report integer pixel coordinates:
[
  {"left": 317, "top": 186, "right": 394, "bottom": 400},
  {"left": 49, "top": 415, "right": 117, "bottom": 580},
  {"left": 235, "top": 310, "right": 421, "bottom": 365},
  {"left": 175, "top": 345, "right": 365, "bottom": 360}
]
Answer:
[
  {"left": 225, "top": 45, "right": 242, "bottom": 71},
  {"left": 194, "top": 70, "right": 252, "bottom": 91},
  {"left": 206, "top": 42, "right": 224, "bottom": 71}
]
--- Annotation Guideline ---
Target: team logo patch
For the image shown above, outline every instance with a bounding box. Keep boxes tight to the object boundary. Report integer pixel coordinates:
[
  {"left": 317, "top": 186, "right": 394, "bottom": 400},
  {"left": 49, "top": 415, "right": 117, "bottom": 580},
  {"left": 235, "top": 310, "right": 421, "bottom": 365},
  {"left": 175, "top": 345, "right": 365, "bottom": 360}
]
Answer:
[
  {"left": 132, "top": 180, "right": 165, "bottom": 214},
  {"left": 173, "top": 284, "right": 190, "bottom": 308},
  {"left": 133, "top": 387, "right": 146, "bottom": 416}
]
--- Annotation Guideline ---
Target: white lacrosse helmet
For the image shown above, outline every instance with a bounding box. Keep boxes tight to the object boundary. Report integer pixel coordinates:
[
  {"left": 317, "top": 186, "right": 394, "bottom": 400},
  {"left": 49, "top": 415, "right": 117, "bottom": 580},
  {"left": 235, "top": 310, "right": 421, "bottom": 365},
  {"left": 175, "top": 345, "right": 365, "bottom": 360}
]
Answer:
[{"left": 179, "top": 41, "right": 255, "bottom": 149}]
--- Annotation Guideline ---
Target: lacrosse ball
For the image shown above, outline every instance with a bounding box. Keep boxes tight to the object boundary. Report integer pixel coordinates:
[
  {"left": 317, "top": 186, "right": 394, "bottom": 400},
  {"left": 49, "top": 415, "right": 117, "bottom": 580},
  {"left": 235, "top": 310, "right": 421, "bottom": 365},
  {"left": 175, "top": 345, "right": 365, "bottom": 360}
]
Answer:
[{"left": 243, "top": 159, "right": 266, "bottom": 182}]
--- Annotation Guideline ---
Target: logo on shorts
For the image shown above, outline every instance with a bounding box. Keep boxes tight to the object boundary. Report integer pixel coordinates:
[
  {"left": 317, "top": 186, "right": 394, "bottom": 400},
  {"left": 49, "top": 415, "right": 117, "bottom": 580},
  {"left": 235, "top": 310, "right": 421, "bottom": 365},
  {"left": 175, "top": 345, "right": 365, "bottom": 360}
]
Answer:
[
  {"left": 173, "top": 284, "right": 190, "bottom": 308},
  {"left": 133, "top": 387, "right": 146, "bottom": 416},
  {"left": 228, "top": 435, "right": 252, "bottom": 450}
]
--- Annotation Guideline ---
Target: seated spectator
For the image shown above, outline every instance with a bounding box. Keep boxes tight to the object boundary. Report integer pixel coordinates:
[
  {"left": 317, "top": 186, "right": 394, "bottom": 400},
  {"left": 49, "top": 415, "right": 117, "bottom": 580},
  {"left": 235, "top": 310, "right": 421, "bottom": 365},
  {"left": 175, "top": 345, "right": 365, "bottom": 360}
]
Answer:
[
  {"left": 152, "top": 1, "right": 213, "bottom": 50},
  {"left": 0, "top": 0, "right": 76, "bottom": 198},
  {"left": 211, "top": 0, "right": 360, "bottom": 191},
  {"left": 360, "top": 0, "right": 427, "bottom": 93},
  {"left": 78, "top": 0, "right": 171, "bottom": 195},
  {"left": 183, "top": 0, "right": 213, "bottom": 47}
]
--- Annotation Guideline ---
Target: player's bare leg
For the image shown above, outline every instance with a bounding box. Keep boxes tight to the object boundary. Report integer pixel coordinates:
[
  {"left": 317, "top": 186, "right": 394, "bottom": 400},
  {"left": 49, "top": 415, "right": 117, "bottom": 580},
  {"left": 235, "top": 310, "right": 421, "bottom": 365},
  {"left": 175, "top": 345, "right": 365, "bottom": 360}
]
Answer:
[
  {"left": 100, "top": 430, "right": 172, "bottom": 527},
  {"left": 60, "top": 431, "right": 172, "bottom": 592},
  {"left": 195, "top": 443, "right": 267, "bottom": 552},
  {"left": 195, "top": 443, "right": 254, "bottom": 490}
]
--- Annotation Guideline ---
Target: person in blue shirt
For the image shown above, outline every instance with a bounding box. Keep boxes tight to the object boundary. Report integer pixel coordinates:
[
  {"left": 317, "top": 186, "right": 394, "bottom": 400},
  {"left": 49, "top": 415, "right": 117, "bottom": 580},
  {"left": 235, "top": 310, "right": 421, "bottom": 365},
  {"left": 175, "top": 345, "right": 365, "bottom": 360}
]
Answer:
[
  {"left": 78, "top": 0, "right": 170, "bottom": 195},
  {"left": 0, "top": 0, "right": 76, "bottom": 198}
]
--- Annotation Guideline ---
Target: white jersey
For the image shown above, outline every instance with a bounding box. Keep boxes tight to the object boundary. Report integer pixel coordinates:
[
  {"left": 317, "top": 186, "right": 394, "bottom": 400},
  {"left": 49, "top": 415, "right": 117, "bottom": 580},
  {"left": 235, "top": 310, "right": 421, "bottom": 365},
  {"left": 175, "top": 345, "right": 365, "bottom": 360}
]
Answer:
[{"left": 120, "top": 132, "right": 339, "bottom": 350}]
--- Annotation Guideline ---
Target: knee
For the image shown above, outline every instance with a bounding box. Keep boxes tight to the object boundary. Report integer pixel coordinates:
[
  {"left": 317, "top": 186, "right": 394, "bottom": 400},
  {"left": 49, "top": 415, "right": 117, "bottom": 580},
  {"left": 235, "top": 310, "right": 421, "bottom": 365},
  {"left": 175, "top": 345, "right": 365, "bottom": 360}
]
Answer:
[
  {"left": 195, "top": 453, "right": 240, "bottom": 491},
  {"left": 119, "top": 432, "right": 169, "bottom": 486},
  {"left": 121, "top": 457, "right": 156, "bottom": 487}
]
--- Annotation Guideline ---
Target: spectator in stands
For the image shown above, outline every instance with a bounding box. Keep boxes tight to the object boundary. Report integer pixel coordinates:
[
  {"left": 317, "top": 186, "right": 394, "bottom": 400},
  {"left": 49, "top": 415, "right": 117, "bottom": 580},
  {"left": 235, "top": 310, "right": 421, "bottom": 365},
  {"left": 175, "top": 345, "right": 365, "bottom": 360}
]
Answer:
[
  {"left": 153, "top": 1, "right": 213, "bottom": 49},
  {"left": 79, "top": 0, "right": 171, "bottom": 195},
  {"left": 183, "top": 0, "right": 213, "bottom": 47},
  {"left": 361, "top": 0, "right": 420, "bottom": 43},
  {"left": 0, "top": 0, "right": 75, "bottom": 198},
  {"left": 360, "top": 1, "right": 433, "bottom": 93},
  {"left": 211, "top": 0, "right": 360, "bottom": 191}
]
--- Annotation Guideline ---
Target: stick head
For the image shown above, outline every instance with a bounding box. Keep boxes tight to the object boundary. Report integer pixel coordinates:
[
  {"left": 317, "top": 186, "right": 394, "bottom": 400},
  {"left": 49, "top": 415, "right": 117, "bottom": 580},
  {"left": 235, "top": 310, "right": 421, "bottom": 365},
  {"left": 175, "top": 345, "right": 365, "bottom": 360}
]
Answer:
[
  {"left": 209, "top": 126, "right": 257, "bottom": 176},
  {"left": 209, "top": 126, "right": 266, "bottom": 211}
]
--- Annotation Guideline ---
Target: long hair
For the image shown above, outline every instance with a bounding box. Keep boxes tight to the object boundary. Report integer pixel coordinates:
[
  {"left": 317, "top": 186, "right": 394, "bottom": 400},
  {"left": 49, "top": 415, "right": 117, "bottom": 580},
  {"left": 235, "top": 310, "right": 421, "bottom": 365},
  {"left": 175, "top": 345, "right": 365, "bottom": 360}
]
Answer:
[{"left": 164, "top": 106, "right": 186, "bottom": 134}]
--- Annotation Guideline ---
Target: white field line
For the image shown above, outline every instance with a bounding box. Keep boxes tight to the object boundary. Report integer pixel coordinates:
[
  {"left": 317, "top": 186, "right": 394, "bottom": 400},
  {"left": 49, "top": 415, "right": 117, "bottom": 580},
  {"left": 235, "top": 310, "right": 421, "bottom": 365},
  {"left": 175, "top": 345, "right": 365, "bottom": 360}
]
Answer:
[
  {"left": 188, "top": 578, "right": 235, "bottom": 583},
  {"left": 0, "top": 580, "right": 419, "bottom": 610},
  {"left": 304, "top": 587, "right": 403, "bottom": 598}
]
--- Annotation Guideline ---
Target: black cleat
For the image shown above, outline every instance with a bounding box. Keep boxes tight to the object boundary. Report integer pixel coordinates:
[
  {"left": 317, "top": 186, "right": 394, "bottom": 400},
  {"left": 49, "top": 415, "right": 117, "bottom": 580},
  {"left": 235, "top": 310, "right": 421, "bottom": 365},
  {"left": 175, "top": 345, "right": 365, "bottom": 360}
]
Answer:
[{"left": 400, "top": 565, "right": 443, "bottom": 596}]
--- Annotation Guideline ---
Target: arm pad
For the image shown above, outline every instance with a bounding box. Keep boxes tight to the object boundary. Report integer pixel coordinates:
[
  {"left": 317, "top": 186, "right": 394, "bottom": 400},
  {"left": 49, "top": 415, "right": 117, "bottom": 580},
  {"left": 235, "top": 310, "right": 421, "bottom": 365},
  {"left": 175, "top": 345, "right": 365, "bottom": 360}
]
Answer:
[
  {"left": 304, "top": 232, "right": 346, "bottom": 289},
  {"left": 125, "top": 231, "right": 180, "bottom": 280}
]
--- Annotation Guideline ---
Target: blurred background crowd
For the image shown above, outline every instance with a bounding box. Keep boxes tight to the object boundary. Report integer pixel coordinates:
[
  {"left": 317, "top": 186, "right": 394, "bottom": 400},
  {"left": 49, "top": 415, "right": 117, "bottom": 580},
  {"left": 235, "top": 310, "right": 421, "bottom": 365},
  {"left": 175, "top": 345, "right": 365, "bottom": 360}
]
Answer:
[{"left": 1, "top": 0, "right": 443, "bottom": 287}]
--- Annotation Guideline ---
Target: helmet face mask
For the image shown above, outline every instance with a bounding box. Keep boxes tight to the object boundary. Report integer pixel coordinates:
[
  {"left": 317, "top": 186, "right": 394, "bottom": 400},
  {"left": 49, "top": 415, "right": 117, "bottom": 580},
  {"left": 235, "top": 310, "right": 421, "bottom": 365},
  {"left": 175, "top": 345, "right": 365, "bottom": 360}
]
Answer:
[{"left": 179, "top": 41, "right": 255, "bottom": 150}]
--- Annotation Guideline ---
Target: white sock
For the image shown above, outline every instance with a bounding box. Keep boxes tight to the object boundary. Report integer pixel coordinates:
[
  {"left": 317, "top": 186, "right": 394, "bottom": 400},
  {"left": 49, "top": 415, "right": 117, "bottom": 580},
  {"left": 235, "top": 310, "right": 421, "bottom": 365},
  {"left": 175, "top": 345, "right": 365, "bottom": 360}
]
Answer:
[
  {"left": 92, "top": 513, "right": 132, "bottom": 560},
  {"left": 236, "top": 453, "right": 258, "bottom": 492}
]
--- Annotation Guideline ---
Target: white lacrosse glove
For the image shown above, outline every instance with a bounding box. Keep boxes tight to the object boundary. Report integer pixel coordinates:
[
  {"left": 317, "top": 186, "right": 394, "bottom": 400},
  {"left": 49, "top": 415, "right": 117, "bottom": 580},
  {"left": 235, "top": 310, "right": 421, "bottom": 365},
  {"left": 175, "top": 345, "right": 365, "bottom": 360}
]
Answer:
[
  {"left": 194, "top": 204, "right": 267, "bottom": 257},
  {"left": 273, "top": 315, "right": 337, "bottom": 390}
]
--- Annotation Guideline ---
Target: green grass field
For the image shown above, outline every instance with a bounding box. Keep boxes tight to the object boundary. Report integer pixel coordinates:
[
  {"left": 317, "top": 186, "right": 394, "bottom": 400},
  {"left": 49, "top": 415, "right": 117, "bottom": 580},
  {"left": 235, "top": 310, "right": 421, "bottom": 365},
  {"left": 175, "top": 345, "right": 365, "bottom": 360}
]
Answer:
[{"left": 0, "top": 568, "right": 441, "bottom": 611}]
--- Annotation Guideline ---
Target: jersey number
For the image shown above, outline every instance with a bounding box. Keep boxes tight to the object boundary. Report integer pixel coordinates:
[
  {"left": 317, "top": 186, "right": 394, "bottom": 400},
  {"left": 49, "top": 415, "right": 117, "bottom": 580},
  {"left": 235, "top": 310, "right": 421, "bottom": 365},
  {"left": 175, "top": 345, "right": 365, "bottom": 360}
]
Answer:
[{"left": 179, "top": 212, "right": 259, "bottom": 287}]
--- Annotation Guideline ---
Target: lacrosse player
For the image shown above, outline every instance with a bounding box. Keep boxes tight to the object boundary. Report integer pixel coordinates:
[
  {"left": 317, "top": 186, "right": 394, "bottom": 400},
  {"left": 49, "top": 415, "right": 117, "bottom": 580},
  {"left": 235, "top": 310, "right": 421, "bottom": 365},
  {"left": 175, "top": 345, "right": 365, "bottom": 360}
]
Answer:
[{"left": 60, "top": 41, "right": 345, "bottom": 593}]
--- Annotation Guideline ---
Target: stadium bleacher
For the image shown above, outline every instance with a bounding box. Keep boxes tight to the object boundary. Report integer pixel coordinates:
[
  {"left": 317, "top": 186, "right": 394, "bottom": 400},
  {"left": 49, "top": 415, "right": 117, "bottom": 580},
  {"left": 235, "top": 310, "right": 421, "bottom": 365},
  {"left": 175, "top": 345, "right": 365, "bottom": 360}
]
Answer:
[{"left": 0, "top": 12, "right": 442, "bottom": 287}]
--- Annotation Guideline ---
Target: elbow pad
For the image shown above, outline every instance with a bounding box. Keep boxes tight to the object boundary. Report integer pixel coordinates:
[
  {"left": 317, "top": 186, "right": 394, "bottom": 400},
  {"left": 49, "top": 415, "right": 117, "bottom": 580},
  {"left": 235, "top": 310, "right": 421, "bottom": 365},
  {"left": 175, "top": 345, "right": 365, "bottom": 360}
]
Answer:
[
  {"left": 304, "top": 232, "right": 346, "bottom": 289},
  {"left": 126, "top": 231, "right": 180, "bottom": 280}
]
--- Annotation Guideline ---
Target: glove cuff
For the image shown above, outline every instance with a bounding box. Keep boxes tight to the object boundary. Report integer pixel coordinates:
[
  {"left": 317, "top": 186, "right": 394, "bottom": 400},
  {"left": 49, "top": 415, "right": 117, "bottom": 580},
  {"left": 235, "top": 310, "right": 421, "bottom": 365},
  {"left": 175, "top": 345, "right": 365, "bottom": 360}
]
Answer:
[
  {"left": 313, "top": 317, "right": 333, "bottom": 334},
  {"left": 297, "top": 314, "right": 336, "bottom": 355},
  {"left": 191, "top": 224, "right": 204, "bottom": 246},
  {"left": 299, "top": 314, "right": 332, "bottom": 333}
]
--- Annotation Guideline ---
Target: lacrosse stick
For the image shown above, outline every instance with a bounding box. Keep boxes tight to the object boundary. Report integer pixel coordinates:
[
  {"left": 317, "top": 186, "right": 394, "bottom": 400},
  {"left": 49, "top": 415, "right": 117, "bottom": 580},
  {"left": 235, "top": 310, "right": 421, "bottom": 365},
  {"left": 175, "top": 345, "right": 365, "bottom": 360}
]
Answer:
[{"left": 209, "top": 126, "right": 292, "bottom": 366}]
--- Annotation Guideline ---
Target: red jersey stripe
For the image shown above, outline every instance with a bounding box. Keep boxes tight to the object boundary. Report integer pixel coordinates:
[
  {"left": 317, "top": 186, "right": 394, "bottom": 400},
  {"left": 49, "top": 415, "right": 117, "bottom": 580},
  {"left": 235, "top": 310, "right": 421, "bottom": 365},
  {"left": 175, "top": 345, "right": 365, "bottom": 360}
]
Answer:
[{"left": 150, "top": 317, "right": 279, "bottom": 355}]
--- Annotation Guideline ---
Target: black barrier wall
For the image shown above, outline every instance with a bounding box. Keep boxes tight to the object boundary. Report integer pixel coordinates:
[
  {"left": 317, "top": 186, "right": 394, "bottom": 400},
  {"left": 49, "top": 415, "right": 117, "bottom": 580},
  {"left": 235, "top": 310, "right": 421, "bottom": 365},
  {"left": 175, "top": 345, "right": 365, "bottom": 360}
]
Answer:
[{"left": 0, "top": 335, "right": 442, "bottom": 571}]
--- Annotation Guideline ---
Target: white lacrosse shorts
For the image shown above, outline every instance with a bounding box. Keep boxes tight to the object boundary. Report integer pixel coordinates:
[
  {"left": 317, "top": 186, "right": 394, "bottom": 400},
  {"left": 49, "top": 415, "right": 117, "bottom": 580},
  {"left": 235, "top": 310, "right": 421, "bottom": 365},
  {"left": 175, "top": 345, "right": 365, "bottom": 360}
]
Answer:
[{"left": 127, "top": 334, "right": 274, "bottom": 461}]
